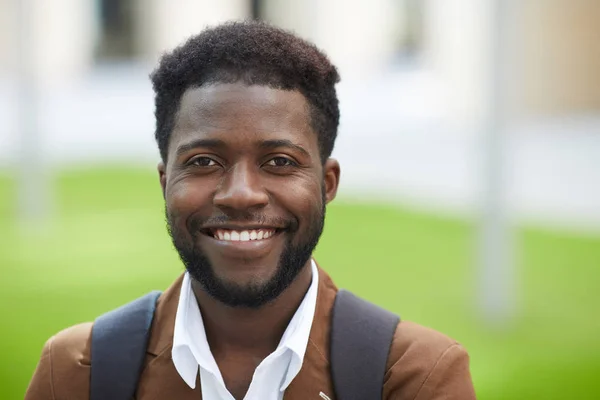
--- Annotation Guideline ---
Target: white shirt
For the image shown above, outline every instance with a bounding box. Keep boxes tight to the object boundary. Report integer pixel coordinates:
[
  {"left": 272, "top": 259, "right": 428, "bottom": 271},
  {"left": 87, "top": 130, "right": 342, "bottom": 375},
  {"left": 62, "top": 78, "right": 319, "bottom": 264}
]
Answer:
[{"left": 172, "top": 260, "right": 319, "bottom": 400}]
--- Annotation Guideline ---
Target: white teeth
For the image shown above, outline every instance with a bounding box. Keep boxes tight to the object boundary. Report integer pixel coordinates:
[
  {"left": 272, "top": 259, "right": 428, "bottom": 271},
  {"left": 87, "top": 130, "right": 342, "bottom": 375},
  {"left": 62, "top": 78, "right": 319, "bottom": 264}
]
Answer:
[{"left": 213, "top": 229, "right": 276, "bottom": 241}]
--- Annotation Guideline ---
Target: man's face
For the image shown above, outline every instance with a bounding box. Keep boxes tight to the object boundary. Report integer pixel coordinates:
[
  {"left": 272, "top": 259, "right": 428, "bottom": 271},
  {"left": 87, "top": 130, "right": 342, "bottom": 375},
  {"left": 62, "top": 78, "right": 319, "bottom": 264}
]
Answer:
[{"left": 159, "top": 83, "right": 340, "bottom": 308}]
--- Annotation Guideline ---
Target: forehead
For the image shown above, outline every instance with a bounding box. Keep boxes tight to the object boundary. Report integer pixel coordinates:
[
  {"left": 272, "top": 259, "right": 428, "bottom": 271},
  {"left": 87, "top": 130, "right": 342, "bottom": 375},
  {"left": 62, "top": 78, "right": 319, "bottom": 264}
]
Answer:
[{"left": 171, "top": 83, "right": 315, "bottom": 147}]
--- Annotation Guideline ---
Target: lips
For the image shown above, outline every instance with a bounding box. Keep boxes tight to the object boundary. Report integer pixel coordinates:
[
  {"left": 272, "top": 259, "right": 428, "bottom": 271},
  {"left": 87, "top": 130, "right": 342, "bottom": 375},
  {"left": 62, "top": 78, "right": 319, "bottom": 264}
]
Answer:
[
  {"left": 198, "top": 226, "right": 285, "bottom": 259},
  {"left": 209, "top": 228, "right": 277, "bottom": 241}
]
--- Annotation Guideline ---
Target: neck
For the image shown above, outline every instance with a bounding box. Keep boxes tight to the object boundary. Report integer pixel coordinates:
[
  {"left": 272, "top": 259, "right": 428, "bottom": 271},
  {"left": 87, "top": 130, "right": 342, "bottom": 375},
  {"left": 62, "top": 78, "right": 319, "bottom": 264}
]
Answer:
[{"left": 191, "top": 261, "right": 314, "bottom": 357}]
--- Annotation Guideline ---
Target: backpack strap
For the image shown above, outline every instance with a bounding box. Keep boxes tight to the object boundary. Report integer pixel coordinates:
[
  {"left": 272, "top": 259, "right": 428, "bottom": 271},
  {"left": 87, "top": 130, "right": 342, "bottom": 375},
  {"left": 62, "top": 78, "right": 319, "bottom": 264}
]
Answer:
[
  {"left": 90, "top": 291, "right": 162, "bottom": 400},
  {"left": 330, "top": 289, "right": 400, "bottom": 400}
]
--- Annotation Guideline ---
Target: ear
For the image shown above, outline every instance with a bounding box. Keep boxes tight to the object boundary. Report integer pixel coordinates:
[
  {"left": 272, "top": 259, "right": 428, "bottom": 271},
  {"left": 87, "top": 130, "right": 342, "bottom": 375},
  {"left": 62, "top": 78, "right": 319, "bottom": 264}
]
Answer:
[
  {"left": 158, "top": 161, "right": 167, "bottom": 199},
  {"left": 323, "top": 158, "right": 340, "bottom": 204}
]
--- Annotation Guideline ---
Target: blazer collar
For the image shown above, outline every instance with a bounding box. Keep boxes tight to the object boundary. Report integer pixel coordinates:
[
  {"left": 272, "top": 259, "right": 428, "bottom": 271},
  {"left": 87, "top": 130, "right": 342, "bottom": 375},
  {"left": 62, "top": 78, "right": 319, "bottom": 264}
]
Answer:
[
  {"left": 286, "top": 263, "right": 338, "bottom": 399},
  {"left": 146, "top": 273, "right": 183, "bottom": 356}
]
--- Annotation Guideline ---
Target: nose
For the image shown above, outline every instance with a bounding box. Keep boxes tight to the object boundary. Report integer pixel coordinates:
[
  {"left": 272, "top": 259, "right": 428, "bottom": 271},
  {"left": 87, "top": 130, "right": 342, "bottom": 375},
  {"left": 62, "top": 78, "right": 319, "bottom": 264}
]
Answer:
[{"left": 213, "top": 163, "right": 269, "bottom": 212}]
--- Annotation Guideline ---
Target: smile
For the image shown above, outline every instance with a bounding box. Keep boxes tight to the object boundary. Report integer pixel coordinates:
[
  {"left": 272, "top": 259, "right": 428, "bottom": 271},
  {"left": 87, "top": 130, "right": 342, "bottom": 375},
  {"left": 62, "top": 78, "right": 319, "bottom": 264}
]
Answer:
[
  {"left": 209, "top": 228, "right": 277, "bottom": 242},
  {"left": 199, "top": 227, "right": 285, "bottom": 258}
]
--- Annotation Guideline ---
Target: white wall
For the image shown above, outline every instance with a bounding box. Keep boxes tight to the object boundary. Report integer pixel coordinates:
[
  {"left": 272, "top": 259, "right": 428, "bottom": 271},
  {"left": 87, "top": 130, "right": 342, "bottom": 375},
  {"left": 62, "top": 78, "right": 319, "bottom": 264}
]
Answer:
[
  {"left": 136, "top": 0, "right": 250, "bottom": 63},
  {"left": 262, "top": 0, "right": 401, "bottom": 78},
  {"left": 423, "top": 0, "right": 492, "bottom": 128},
  {"left": 0, "top": 0, "right": 96, "bottom": 86}
]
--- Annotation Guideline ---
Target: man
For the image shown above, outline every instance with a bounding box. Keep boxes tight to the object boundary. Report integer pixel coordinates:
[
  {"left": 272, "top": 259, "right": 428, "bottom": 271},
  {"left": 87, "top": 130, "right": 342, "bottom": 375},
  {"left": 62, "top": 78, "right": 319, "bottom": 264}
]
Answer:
[{"left": 25, "top": 21, "right": 475, "bottom": 400}]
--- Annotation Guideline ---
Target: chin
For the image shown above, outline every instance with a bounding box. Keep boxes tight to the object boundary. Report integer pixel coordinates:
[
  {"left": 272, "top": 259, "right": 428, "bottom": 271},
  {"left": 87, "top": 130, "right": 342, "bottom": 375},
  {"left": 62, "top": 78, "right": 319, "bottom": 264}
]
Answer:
[
  {"left": 212, "top": 260, "right": 279, "bottom": 287},
  {"left": 173, "top": 222, "right": 318, "bottom": 308}
]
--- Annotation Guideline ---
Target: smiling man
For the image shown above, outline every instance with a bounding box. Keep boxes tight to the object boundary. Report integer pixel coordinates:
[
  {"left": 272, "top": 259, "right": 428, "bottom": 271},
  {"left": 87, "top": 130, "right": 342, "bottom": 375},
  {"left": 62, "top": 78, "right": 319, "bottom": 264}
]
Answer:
[{"left": 25, "top": 21, "right": 476, "bottom": 400}]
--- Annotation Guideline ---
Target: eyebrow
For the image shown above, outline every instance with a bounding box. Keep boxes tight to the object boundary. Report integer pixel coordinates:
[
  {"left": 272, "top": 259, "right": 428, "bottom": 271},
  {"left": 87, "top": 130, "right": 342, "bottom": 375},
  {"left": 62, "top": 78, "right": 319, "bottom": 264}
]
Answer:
[
  {"left": 175, "top": 138, "right": 226, "bottom": 158},
  {"left": 259, "top": 139, "right": 311, "bottom": 158},
  {"left": 175, "top": 138, "right": 311, "bottom": 159}
]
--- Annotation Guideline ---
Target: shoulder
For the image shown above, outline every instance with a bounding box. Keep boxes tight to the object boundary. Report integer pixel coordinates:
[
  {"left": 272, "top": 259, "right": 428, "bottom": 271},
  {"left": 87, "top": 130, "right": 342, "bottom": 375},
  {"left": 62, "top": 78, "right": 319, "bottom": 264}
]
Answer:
[
  {"left": 51, "top": 322, "right": 94, "bottom": 364},
  {"left": 25, "top": 323, "right": 93, "bottom": 400},
  {"left": 388, "top": 321, "right": 459, "bottom": 368},
  {"left": 383, "top": 321, "right": 476, "bottom": 400}
]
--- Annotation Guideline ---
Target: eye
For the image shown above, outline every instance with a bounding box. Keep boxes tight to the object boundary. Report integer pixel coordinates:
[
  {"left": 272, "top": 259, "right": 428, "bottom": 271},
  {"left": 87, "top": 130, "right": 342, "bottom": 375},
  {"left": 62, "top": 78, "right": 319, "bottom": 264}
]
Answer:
[
  {"left": 189, "top": 156, "right": 218, "bottom": 167},
  {"left": 265, "top": 157, "right": 296, "bottom": 167}
]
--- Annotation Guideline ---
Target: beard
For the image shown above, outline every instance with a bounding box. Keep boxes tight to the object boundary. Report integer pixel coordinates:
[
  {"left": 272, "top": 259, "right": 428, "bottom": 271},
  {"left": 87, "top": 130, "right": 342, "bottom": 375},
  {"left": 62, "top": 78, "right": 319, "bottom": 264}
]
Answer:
[{"left": 166, "top": 200, "right": 325, "bottom": 309}]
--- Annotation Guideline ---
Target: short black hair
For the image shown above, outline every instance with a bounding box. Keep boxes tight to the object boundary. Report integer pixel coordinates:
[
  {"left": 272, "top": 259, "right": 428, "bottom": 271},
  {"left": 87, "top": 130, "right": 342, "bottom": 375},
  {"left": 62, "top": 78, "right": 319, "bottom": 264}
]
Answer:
[{"left": 150, "top": 20, "right": 341, "bottom": 163}]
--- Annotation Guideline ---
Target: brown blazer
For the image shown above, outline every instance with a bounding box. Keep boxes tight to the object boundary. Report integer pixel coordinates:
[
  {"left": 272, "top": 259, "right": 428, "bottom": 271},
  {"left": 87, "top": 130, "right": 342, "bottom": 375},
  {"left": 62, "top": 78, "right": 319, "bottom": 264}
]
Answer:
[{"left": 25, "top": 267, "right": 476, "bottom": 399}]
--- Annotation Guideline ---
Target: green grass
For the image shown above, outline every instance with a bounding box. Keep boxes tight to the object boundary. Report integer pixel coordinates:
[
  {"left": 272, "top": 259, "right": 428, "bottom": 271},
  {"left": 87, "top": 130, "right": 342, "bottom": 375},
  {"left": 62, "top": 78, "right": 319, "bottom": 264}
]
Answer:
[{"left": 1, "top": 167, "right": 599, "bottom": 399}]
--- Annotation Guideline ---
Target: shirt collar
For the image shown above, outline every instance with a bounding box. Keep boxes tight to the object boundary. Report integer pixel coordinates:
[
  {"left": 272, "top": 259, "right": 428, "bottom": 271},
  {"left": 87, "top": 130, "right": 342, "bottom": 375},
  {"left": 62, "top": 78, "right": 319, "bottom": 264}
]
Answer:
[
  {"left": 278, "top": 260, "right": 319, "bottom": 390},
  {"left": 172, "top": 271, "right": 221, "bottom": 388},
  {"left": 171, "top": 260, "right": 320, "bottom": 391}
]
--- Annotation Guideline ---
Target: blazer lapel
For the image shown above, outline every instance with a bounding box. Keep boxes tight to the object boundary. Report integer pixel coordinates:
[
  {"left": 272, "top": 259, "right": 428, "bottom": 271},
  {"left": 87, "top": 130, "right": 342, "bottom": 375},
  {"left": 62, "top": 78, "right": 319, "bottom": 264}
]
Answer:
[
  {"left": 284, "top": 266, "right": 338, "bottom": 400},
  {"left": 135, "top": 274, "right": 204, "bottom": 399},
  {"left": 136, "top": 350, "right": 201, "bottom": 399}
]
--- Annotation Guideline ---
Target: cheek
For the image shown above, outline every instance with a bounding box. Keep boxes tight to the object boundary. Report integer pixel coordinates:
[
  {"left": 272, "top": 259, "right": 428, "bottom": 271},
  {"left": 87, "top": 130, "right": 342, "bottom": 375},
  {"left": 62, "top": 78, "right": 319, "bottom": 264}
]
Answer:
[
  {"left": 275, "top": 180, "right": 323, "bottom": 225},
  {"left": 166, "top": 179, "right": 212, "bottom": 223}
]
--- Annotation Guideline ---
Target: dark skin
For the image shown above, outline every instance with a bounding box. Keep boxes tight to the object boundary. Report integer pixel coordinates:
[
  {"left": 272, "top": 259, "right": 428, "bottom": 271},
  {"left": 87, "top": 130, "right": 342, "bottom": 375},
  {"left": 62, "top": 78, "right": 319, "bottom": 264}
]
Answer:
[{"left": 158, "top": 83, "right": 340, "bottom": 399}]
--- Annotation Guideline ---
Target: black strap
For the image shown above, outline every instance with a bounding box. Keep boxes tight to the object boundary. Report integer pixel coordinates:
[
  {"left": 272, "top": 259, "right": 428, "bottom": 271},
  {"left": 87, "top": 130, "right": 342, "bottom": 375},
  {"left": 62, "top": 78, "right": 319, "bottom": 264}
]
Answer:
[
  {"left": 90, "top": 291, "right": 162, "bottom": 400},
  {"left": 89, "top": 288, "right": 397, "bottom": 400},
  {"left": 331, "top": 289, "right": 400, "bottom": 400}
]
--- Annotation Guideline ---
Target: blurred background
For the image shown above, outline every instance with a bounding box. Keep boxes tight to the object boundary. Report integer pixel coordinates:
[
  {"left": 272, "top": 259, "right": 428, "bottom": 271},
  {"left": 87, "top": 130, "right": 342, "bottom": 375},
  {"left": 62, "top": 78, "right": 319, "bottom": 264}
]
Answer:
[{"left": 1, "top": 0, "right": 599, "bottom": 398}]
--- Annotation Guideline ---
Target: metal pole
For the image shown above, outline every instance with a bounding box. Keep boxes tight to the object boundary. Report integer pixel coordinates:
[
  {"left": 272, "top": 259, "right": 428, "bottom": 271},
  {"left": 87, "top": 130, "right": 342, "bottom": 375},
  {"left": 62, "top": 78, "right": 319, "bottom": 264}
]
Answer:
[
  {"left": 479, "top": 0, "right": 515, "bottom": 326},
  {"left": 15, "top": 0, "right": 49, "bottom": 228}
]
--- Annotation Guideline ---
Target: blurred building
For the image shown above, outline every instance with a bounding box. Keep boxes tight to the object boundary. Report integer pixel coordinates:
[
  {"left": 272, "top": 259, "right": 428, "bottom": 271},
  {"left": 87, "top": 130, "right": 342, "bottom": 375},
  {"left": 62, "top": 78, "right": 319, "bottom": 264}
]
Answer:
[
  {"left": 0, "top": 0, "right": 599, "bottom": 230},
  {"left": 1, "top": 0, "right": 599, "bottom": 123}
]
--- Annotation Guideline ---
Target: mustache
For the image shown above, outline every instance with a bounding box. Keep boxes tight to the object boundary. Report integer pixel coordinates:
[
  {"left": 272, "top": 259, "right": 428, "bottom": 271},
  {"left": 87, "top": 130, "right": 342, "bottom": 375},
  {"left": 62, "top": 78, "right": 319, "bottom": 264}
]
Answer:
[{"left": 188, "top": 213, "right": 297, "bottom": 232}]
